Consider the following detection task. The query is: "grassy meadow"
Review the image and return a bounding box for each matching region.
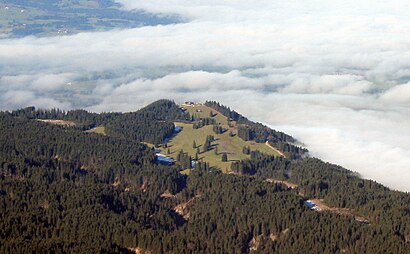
[157,104,280,172]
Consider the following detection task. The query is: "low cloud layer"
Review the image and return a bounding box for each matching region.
[0,1,409,191]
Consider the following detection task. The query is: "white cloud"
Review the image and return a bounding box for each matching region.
[0,0,410,191]
[1,73,77,91]
[281,75,374,95]
[380,82,410,105]
[0,90,71,110]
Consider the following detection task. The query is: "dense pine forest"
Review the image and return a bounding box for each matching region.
[0,100,409,253]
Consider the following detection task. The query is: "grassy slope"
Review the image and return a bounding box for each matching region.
[183,103,228,125]
[159,104,280,173]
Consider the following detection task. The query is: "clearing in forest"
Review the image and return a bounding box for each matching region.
[85,126,106,135]
[158,104,280,172]
[182,103,229,125]
[37,119,76,127]
[265,179,298,189]
[309,199,370,224]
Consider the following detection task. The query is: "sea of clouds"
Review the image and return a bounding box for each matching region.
[0,0,409,191]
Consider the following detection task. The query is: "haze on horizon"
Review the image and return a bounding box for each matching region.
[0,0,409,192]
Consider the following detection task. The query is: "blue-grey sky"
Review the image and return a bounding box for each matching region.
[1,0,410,191]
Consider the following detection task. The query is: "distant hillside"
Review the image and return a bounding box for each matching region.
[1,99,409,253]
[0,0,180,37]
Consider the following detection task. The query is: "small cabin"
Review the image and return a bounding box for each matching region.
[184,101,195,106]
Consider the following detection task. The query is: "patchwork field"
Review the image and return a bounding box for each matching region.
[0,0,179,37]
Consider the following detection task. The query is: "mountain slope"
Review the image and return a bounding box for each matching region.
[0,99,408,253]
[156,103,283,173]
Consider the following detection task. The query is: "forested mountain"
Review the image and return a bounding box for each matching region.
[1,100,409,253]
[11,99,190,145]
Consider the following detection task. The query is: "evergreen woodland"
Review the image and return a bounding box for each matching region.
[0,100,408,253]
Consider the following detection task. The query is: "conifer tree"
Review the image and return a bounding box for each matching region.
[203,136,211,152]
[222,153,228,162]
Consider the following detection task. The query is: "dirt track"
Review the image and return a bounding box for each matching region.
[265,141,286,157]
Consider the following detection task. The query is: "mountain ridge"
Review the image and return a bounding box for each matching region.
[0,99,408,253]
